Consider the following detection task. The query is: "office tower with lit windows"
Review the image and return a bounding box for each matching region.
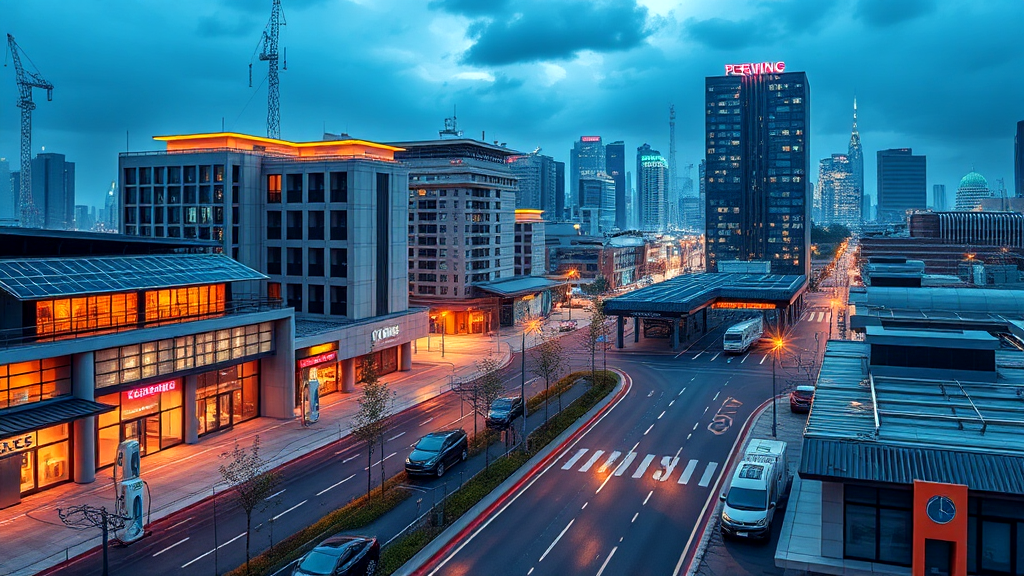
[819,154,859,226]
[636,144,667,232]
[508,151,558,217]
[933,184,947,211]
[704,66,810,276]
[570,136,605,218]
[848,98,864,223]
[877,148,926,222]
[606,141,626,230]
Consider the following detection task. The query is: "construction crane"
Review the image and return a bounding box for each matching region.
[249,0,285,139]
[5,34,52,228]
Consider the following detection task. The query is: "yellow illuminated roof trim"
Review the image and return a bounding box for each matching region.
[153,132,405,152]
[515,209,545,215]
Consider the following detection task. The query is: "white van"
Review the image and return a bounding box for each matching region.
[719,439,789,539]
[722,317,764,353]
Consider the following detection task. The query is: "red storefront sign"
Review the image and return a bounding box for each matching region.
[298,351,338,370]
[124,380,177,401]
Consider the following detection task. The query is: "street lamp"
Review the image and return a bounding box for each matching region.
[566,269,580,322]
[771,337,784,439]
[439,311,448,358]
[521,318,542,449]
[828,299,838,341]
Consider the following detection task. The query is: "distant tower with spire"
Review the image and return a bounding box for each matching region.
[848,97,865,222]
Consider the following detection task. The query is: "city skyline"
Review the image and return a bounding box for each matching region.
[1,1,1022,209]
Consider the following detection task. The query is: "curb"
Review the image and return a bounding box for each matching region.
[681,395,780,576]
[395,370,632,576]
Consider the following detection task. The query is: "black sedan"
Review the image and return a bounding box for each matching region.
[292,535,379,576]
[486,396,524,429]
[405,429,468,477]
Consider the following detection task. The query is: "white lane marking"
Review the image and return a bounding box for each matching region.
[698,462,719,487]
[741,353,749,363]
[342,454,359,464]
[596,546,618,576]
[419,417,434,426]
[631,455,655,479]
[631,512,639,523]
[582,502,588,510]
[678,387,686,396]
[818,311,826,322]
[686,433,692,440]
[364,452,397,471]
[387,431,406,442]
[613,452,636,477]
[760,354,768,365]
[562,448,588,470]
[169,517,193,530]
[579,450,605,472]
[713,391,720,401]
[644,424,654,435]
[647,390,654,397]
[316,474,356,496]
[710,353,720,362]
[658,411,666,420]
[445,414,470,427]
[655,456,679,482]
[153,537,189,557]
[669,400,675,407]
[643,490,653,505]
[272,499,307,521]
[703,407,709,415]
[597,451,621,474]
[692,352,703,360]
[538,518,574,563]
[679,459,698,484]
[181,532,246,568]
[265,489,285,501]
[692,422,699,431]
[528,568,534,575]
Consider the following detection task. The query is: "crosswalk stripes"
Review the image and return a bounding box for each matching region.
[801,310,829,323]
[561,448,720,487]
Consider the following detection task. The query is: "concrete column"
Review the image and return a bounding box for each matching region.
[341,358,356,393]
[260,317,296,419]
[399,342,412,371]
[820,481,845,558]
[616,316,624,349]
[184,374,199,444]
[670,320,678,351]
[633,317,640,342]
[71,352,96,484]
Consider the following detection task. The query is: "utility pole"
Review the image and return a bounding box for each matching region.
[6,35,53,228]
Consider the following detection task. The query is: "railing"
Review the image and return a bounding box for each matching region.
[0,297,285,351]
[119,148,400,164]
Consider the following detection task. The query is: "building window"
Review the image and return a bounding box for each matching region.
[308,173,325,203]
[267,247,282,275]
[286,248,303,276]
[308,211,324,240]
[330,210,347,241]
[330,248,348,278]
[286,211,303,240]
[268,282,281,301]
[96,382,182,468]
[36,294,139,337]
[286,174,303,203]
[330,172,348,202]
[143,285,226,323]
[286,283,302,311]
[308,248,324,276]
[0,357,72,409]
[267,174,282,203]
[843,485,912,566]
[195,361,259,437]
[330,286,347,316]
[308,285,324,314]
[16,423,71,494]
[267,211,282,239]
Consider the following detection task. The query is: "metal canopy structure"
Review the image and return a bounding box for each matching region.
[475,276,561,298]
[0,398,115,437]
[0,254,266,300]
[603,273,806,318]
[800,339,1024,495]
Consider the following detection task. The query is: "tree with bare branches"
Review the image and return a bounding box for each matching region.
[474,355,507,467]
[352,352,395,497]
[582,299,607,384]
[218,435,280,575]
[532,335,566,419]
[57,505,129,576]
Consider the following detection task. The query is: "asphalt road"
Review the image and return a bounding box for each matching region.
[420,305,831,576]
[53,327,597,576]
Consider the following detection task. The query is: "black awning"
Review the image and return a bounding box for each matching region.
[1,398,116,437]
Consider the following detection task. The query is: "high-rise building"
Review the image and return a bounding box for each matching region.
[570,136,605,218]
[579,174,616,235]
[508,151,558,217]
[668,105,679,228]
[103,181,119,231]
[955,170,991,211]
[22,153,75,230]
[819,154,859,226]
[74,204,94,231]
[848,98,864,223]
[932,184,947,211]
[698,160,706,232]
[606,141,626,229]
[0,158,14,225]
[554,161,565,221]
[862,194,873,222]
[876,148,926,222]
[1016,121,1024,198]
[704,64,810,276]
[636,144,667,232]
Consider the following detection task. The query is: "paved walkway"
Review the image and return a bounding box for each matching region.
[0,310,593,576]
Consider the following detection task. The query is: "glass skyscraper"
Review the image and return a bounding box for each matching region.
[704,67,810,276]
[876,148,926,223]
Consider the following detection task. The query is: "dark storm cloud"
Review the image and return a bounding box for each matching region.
[685,0,840,50]
[854,0,936,27]
[428,0,512,17]
[449,0,652,66]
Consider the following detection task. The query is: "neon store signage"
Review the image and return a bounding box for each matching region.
[580,136,601,142]
[372,325,401,343]
[125,380,177,400]
[299,351,337,369]
[0,433,34,457]
[724,62,786,76]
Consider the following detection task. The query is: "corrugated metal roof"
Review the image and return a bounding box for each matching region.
[850,286,1024,317]
[475,276,560,297]
[1,398,116,437]
[603,273,806,317]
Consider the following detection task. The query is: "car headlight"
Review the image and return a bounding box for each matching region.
[721,511,732,523]
[757,517,768,526]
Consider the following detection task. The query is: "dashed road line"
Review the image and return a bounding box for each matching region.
[596,546,618,576]
[153,537,189,557]
[272,499,307,522]
[316,474,355,496]
[538,518,574,563]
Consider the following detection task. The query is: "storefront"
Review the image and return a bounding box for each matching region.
[96,379,184,467]
[355,346,399,382]
[3,424,72,497]
[294,345,339,406]
[196,361,260,436]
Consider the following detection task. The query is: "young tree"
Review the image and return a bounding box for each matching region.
[218,436,280,575]
[474,355,506,466]
[531,336,566,419]
[582,299,607,385]
[352,353,394,497]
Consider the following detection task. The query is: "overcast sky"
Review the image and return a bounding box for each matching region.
[2,0,1022,210]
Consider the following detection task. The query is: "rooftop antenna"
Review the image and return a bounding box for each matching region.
[439,105,463,139]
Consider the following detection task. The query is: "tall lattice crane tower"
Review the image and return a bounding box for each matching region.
[6,34,52,228]
[251,0,285,139]
[669,104,679,226]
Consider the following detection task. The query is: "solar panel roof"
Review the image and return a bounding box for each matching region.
[603,273,806,317]
[0,254,267,300]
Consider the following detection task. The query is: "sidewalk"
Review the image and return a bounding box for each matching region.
[0,310,589,576]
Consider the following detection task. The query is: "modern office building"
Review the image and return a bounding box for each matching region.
[637,144,667,232]
[578,174,616,235]
[508,151,559,218]
[11,153,76,231]
[73,205,94,231]
[554,161,566,221]
[704,65,811,276]
[514,209,546,277]
[876,148,926,222]
[848,98,864,221]
[606,141,626,230]
[0,228,294,508]
[910,211,1024,248]
[932,184,947,211]
[547,226,646,290]
[120,132,428,408]
[570,136,605,218]
[954,170,991,212]
[0,159,14,226]
[1015,120,1024,198]
[818,154,859,226]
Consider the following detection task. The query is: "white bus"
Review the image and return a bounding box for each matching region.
[723,317,764,353]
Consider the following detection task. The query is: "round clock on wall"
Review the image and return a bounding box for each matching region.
[926,495,956,524]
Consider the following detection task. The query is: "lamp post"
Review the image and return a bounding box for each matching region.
[771,337,784,439]
[566,269,579,322]
[439,311,447,358]
[521,319,540,449]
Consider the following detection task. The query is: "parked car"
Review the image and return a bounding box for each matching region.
[405,429,468,477]
[720,440,790,539]
[292,535,379,576]
[486,396,524,429]
[558,319,577,332]
[789,385,815,413]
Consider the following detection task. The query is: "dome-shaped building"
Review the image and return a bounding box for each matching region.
[955,170,991,211]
